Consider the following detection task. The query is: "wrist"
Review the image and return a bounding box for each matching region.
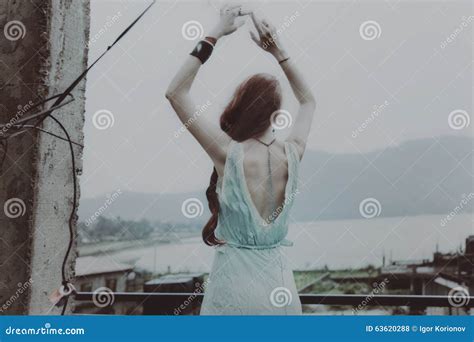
[208,26,223,41]
[272,50,289,62]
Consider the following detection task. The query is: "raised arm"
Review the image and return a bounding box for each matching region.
[165,5,245,168]
[166,56,227,163]
[249,16,316,159]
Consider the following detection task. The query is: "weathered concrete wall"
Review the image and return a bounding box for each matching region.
[0,0,50,316]
[0,0,89,315]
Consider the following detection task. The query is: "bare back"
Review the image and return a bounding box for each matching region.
[240,139,289,223]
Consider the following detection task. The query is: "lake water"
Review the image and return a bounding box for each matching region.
[106,214,473,274]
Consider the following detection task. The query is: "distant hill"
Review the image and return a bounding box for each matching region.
[78,135,473,223]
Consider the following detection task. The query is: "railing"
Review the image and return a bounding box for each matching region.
[73,292,474,308]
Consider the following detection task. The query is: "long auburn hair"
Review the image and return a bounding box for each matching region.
[202,73,282,246]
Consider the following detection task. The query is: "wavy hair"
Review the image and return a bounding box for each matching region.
[202,73,282,245]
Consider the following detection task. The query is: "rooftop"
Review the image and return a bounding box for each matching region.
[75,256,133,277]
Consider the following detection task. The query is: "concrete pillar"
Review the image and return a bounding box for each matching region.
[0,0,89,315]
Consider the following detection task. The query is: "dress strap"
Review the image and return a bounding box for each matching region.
[284,141,300,196]
[217,140,239,194]
[284,140,301,164]
[224,139,239,163]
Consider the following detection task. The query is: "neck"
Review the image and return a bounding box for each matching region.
[256,128,275,144]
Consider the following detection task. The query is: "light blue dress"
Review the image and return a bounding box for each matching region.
[200,140,302,315]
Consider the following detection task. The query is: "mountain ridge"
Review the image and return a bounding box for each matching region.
[78,135,473,223]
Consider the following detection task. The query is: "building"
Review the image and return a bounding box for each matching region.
[142,273,205,315]
[381,235,473,315]
[73,256,140,315]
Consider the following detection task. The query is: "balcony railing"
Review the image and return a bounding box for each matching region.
[73,292,474,311]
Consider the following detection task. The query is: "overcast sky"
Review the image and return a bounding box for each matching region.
[81,0,472,198]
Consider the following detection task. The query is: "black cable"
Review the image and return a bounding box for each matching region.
[60,296,69,315]
[33,0,157,129]
[47,114,77,290]
[0,94,75,140]
[0,108,76,315]
[14,125,83,147]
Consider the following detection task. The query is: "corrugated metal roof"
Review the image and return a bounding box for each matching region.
[75,256,133,277]
[145,273,204,285]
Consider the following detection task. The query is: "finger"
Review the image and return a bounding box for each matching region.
[249,30,261,45]
[238,9,252,16]
[264,20,277,34]
[261,19,274,32]
[258,22,268,36]
[236,4,252,16]
[261,19,275,32]
[229,6,242,17]
[220,3,229,15]
[234,17,246,26]
[227,4,242,11]
[232,19,246,30]
[259,22,271,37]
[224,4,241,17]
[250,13,264,36]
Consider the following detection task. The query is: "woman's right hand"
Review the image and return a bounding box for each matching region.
[208,4,246,40]
[249,15,288,62]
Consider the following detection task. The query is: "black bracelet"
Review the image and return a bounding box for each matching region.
[278,57,290,64]
[190,40,214,64]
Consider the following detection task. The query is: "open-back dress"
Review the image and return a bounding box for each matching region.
[200,140,302,315]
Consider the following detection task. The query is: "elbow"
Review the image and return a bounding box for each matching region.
[165,87,188,102]
[301,92,316,108]
[305,90,316,105]
[297,89,316,107]
[165,89,175,101]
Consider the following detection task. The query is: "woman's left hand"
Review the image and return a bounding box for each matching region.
[249,16,288,62]
[208,4,246,40]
